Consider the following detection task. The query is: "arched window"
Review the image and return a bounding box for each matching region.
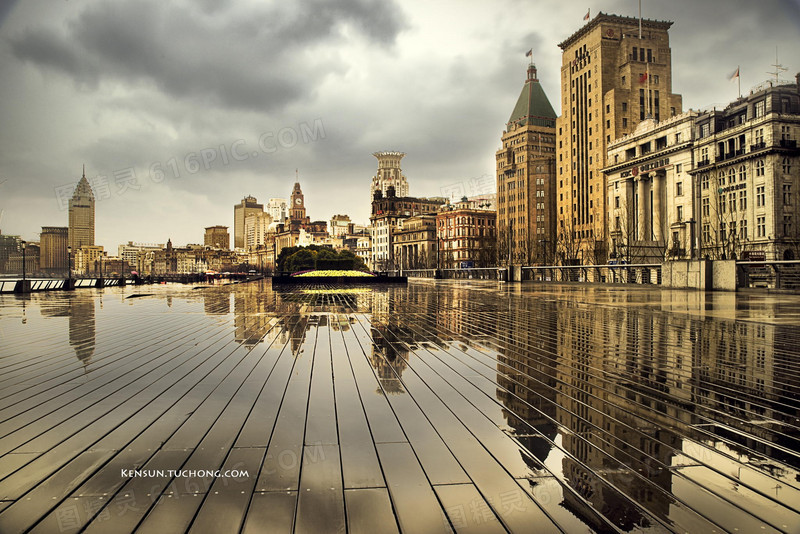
[729,168,736,184]
[718,171,726,186]
[739,165,747,181]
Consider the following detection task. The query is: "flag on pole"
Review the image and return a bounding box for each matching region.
[525,49,532,58]
[584,9,590,20]
[729,66,740,81]
[639,72,648,84]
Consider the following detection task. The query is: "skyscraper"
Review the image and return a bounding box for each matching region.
[233,196,263,249]
[68,168,95,251]
[371,152,409,200]
[556,13,682,264]
[496,62,558,265]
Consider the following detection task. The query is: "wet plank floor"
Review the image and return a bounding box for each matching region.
[0,279,799,533]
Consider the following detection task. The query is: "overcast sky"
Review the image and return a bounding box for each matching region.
[1,0,798,251]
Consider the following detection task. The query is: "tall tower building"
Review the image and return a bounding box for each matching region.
[68,168,95,251]
[233,195,263,249]
[556,13,682,264]
[371,152,409,200]
[289,182,310,225]
[496,62,558,265]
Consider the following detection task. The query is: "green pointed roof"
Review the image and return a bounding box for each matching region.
[507,65,557,128]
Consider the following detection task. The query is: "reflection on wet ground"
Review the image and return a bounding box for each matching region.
[0,280,799,533]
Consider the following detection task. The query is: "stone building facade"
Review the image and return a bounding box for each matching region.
[690,80,800,260]
[40,226,69,274]
[204,225,230,249]
[369,188,446,271]
[556,13,682,265]
[496,63,558,266]
[437,202,497,269]
[603,112,697,262]
[392,214,438,270]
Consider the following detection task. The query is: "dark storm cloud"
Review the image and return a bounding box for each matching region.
[9,0,408,111]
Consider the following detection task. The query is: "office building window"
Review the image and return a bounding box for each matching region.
[754,100,765,118]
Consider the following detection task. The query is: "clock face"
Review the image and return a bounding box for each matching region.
[295,197,302,205]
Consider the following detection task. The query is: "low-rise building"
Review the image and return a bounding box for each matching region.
[74,245,104,275]
[355,233,372,270]
[6,242,40,274]
[436,200,497,269]
[329,214,352,237]
[0,232,22,273]
[393,214,438,270]
[118,242,163,274]
[369,187,446,270]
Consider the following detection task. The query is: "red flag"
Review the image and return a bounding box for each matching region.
[639,72,648,84]
[729,67,739,81]
[583,9,590,20]
[525,49,532,58]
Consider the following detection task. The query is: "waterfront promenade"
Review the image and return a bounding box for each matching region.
[0,280,799,533]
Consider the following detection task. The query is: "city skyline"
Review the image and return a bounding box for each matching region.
[0,0,798,251]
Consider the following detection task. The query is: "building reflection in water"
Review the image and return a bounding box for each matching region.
[203,289,231,316]
[486,289,800,533]
[38,293,96,369]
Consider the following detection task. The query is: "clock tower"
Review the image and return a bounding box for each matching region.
[289,181,310,226]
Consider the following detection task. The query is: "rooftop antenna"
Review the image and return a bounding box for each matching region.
[767,46,786,84]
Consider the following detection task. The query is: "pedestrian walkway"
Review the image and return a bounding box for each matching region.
[0,280,798,533]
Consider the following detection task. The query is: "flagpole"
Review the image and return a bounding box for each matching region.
[646,62,651,118]
[638,0,642,39]
[738,65,741,98]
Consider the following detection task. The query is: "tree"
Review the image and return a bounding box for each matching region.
[285,249,315,272]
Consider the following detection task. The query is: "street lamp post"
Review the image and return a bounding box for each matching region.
[15,240,30,294]
[21,241,26,284]
[67,245,73,290]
